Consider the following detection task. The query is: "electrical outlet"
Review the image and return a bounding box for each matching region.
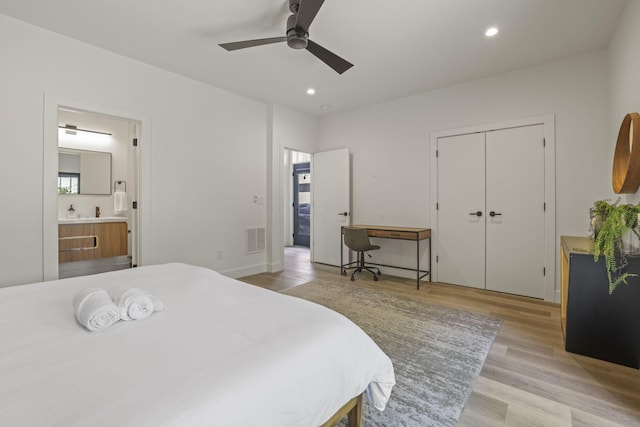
[217,250,223,260]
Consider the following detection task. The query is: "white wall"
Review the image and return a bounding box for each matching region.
[0,14,268,287]
[316,50,611,294]
[267,105,317,272]
[609,0,640,204]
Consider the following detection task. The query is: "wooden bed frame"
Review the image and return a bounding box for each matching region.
[320,393,363,427]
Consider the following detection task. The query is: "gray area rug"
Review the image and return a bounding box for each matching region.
[281,281,502,427]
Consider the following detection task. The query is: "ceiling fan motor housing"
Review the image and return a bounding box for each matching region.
[286,14,308,49]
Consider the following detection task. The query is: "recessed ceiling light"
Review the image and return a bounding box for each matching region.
[320,104,331,110]
[306,88,316,95]
[485,27,499,37]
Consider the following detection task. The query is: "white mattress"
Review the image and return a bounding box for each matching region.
[0,263,395,426]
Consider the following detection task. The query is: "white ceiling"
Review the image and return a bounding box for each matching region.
[0,0,627,116]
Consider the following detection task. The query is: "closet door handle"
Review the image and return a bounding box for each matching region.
[469,211,483,217]
[489,211,502,217]
[338,212,349,217]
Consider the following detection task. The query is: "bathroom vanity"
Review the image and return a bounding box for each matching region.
[58,217,129,277]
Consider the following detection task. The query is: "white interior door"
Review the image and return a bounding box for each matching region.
[312,148,350,265]
[485,125,545,298]
[436,133,486,289]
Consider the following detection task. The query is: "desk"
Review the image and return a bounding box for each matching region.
[341,225,431,290]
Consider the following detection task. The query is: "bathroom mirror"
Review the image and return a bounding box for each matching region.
[58,148,112,195]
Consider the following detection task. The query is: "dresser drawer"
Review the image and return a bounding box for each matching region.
[370,229,418,240]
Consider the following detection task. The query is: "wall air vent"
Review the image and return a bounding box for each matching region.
[246,227,266,254]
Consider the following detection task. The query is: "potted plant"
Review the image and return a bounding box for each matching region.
[592,199,640,294]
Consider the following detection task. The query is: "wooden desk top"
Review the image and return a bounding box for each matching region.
[346,224,431,241]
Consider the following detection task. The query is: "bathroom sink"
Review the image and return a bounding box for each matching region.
[58,216,127,224]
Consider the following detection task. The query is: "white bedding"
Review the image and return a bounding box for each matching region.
[0,263,395,426]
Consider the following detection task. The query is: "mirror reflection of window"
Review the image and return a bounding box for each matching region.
[58,173,80,194]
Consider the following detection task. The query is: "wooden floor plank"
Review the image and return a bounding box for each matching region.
[239,247,640,426]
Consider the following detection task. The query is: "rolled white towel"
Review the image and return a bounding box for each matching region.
[110,288,163,321]
[72,288,121,332]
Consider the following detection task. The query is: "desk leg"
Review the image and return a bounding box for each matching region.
[428,237,432,282]
[416,238,420,290]
[340,228,344,275]
[340,231,344,276]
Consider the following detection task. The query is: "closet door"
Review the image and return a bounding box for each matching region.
[485,125,545,298]
[436,133,486,289]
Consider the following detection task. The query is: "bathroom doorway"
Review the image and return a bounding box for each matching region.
[55,108,140,279]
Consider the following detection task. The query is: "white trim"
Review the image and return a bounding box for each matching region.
[222,263,267,278]
[43,93,152,281]
[429,114,557,302]
[266,105,284,274]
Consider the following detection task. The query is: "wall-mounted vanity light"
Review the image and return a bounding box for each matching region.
[58,124,112,136]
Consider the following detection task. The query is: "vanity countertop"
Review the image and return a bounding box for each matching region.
[58,217,127,224]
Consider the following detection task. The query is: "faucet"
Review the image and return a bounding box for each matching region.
[95,206,101,218]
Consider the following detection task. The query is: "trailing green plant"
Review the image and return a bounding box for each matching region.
[592,200,640,294]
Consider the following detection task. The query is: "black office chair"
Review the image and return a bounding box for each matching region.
[343,227,381,281]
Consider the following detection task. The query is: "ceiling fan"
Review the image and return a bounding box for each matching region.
[219,0,353,74]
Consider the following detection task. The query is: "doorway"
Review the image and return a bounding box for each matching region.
[284,149,311,268]
[57,109,140,278]
[43,93,150,282]
[293,162,311,247]
[281,148,352,272]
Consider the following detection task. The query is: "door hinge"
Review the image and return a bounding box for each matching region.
[543,138,545,147]
[133,138,138,147]
[544,202,546,211]
[543,267,546,276]
[436,255,439,263]
[292,202,295,207]
[436,150,439,158]
[132,201,138,209]
[436,202,439,210]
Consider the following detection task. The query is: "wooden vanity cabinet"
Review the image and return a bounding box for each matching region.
[59,222,127,263]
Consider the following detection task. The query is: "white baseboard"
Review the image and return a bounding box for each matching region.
[222,263,267,279]
[267,261,284,273]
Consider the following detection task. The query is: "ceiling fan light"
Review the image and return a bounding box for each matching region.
[286,15,308,49]
[287,33,308,49]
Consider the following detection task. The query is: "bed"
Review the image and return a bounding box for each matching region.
[0,263,395,426]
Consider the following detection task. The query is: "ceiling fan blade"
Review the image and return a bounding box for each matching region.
[295,0,325,31]
[219,37,287,51]
[306,39,353,74]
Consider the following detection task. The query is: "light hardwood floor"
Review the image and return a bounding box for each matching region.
[240,247,640,426]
